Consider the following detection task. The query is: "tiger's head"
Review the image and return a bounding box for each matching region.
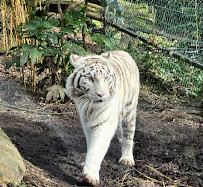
[67,52,115,102]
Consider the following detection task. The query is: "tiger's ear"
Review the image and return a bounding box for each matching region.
[70,54,82,68]
[101,52,113,60]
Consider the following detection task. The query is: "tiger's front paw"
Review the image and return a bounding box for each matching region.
[118,156,135,166]
[82,165,100,186]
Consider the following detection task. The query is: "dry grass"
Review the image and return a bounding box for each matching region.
[23,159,63,187]
[1,0,29,51]
[112,165,192,187]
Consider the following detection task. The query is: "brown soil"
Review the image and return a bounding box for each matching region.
[0,55,202,187]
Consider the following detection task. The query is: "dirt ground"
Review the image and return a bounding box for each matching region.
[0,55,202,187]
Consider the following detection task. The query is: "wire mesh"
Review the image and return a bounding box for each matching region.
[105,0,202,63]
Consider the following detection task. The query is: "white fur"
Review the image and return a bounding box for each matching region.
[66,51,140,185]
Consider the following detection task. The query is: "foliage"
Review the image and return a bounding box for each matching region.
[91,33,113,49]
[133,48,203,97]
[108,21,202,97]
[63,7,90,32]
[6,7,112,90]
[7,10,87,71]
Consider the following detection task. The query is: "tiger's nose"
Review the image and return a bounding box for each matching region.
[97,93,105,97]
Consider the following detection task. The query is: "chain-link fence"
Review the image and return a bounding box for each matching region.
[105,0,202,65]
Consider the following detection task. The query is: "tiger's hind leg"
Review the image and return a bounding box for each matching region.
[118,110,137,166]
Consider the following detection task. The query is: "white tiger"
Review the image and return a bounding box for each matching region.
[66,51,140,185]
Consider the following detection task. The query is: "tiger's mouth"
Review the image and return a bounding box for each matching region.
[89,94,108,103]
[94,99,104,103]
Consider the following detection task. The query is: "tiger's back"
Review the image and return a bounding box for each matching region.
[110,51,139,116]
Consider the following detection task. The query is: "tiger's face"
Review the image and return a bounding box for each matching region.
[70,53,115,102]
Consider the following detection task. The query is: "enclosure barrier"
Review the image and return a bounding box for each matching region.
[105,0,202,69]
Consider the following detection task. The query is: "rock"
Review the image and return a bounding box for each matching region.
[0,128,26,186]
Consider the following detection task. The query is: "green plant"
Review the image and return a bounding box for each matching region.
[6,7,112,92]
[133,48,203,97]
